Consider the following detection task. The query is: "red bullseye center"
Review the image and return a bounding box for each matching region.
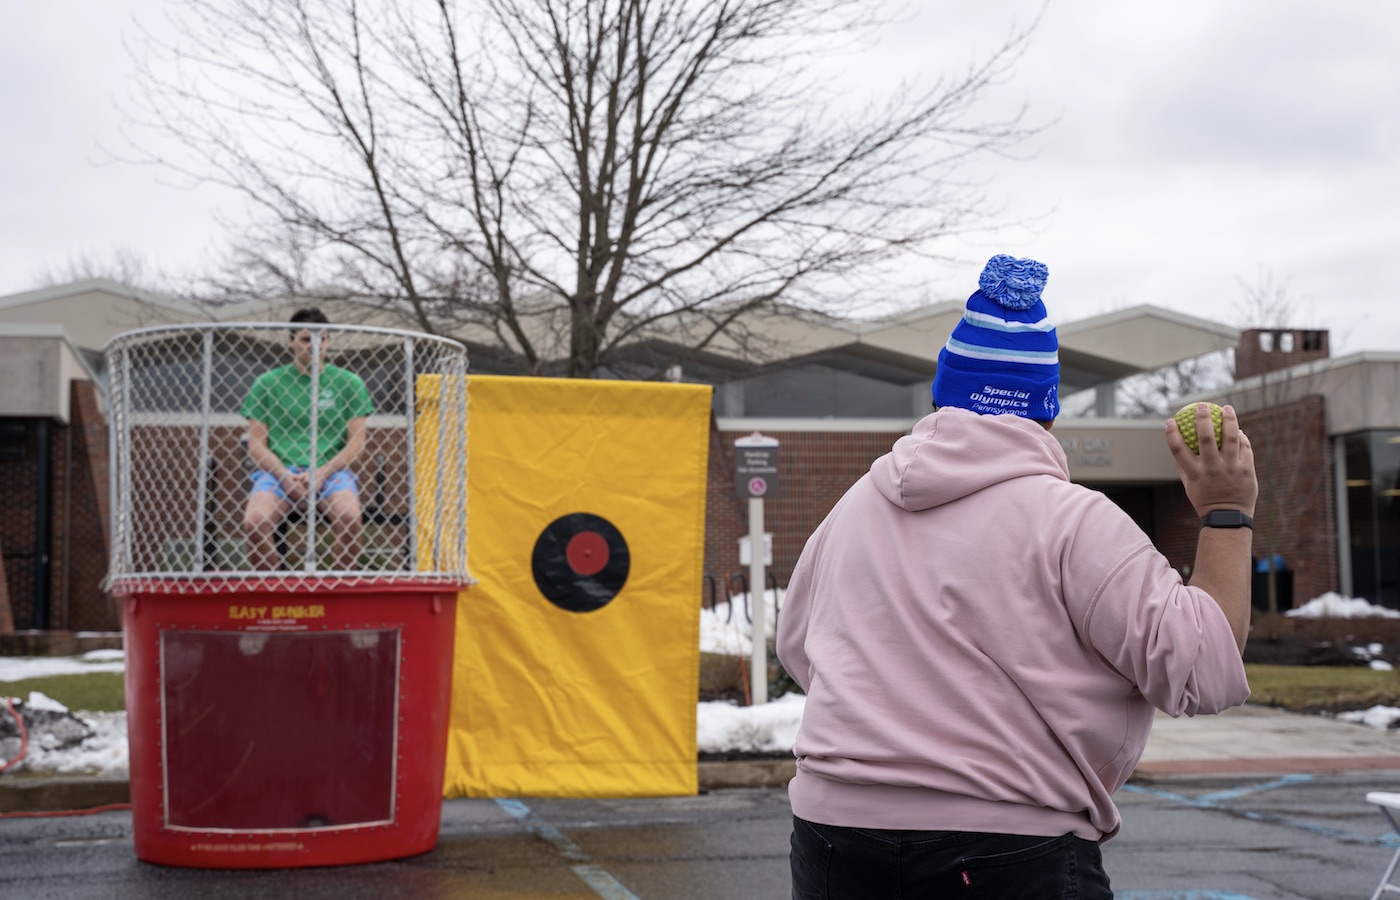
[565,531,610,576]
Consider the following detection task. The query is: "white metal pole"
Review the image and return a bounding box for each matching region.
[749,496,767,705]
[403,338,418,570]
[193,330,213,572]
[304,330,321,572]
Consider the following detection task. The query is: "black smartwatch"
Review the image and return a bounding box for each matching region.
[1201,509,1253,529]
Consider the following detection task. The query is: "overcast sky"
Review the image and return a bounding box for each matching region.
[2,1,1397,356]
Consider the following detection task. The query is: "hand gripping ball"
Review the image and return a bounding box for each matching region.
[1173,402,1225,454]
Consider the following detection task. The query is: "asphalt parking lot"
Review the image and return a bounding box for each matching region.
[3,773,1399,899]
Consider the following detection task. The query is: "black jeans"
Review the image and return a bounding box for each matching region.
[790,816,1114,899]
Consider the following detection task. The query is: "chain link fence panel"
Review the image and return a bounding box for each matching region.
[105,323,470,594]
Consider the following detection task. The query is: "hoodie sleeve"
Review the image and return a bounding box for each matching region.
[1067,501,1250,718]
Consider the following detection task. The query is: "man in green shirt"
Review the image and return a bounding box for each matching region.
[241,308,375,570]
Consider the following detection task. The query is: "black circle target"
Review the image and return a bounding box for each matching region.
[531,513,630,613]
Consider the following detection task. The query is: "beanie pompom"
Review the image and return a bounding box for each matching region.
[978,254,1048,310]
[934,253,1059,420]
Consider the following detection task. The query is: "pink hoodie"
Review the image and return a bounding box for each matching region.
[777,408,1249,841]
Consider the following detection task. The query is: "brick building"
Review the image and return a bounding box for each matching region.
[0,327,120,639]
[2,281,1399,640]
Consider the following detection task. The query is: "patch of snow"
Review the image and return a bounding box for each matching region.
[0,651,127,681]
[696,693,804,754]
[25,691,70,713]
[1353,643,1389,665]
[1341,705,1400,731]
[700,590,784,656]
[1,691,128,776]
[1287,592,1400,619]
[81,649,126,663]
[19,711,129,775]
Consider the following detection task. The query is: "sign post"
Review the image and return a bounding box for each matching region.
[734,432,779,705]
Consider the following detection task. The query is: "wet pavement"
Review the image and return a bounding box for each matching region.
[6,703,1400,897]
[3,775,1400,899]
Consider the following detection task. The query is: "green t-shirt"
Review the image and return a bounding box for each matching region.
[241,364,375,467]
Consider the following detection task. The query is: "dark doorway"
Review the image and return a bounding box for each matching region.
[1092,485,1156,541]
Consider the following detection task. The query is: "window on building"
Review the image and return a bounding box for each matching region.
[730,364,922,418]
[1344,431,1400,609]
[0,419,27,461]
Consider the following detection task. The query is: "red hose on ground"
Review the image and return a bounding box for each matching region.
[1,696,28,775]
[0,696,133,818]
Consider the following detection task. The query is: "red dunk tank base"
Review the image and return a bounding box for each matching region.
[121,584,458,869]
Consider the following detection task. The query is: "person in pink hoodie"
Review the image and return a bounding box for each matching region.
[777,254,1257,899]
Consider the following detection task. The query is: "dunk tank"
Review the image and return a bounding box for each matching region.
[104,322,470,868]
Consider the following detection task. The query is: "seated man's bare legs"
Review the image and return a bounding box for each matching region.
[244,491,291,570]
[320,489,363,570]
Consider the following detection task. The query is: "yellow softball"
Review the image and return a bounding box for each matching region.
[1173,402,1225,454]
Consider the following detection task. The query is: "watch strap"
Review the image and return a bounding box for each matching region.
[1201,509,1253,529]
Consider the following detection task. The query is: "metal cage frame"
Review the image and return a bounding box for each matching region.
[104,322,471,595]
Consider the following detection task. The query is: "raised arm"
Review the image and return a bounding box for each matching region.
[1166,403,1259,652]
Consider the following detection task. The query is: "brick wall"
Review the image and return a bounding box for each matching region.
[1236,328,1330,380]
[0,383,120,634]
[0,535,12,633]
[0,419,38,629]
[61,382,117,631]
[704,423,906,594]
[1244,396,1335,606]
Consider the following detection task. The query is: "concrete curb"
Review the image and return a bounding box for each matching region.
[1130,755,1400,780]
[0,776,130,814]
[1,764,792,815]
[10,753,1400,814]
[699,759,795,791]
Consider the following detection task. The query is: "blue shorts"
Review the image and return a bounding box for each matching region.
[249,467,359,500]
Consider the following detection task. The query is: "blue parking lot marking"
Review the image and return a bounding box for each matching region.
[1121,781,1399,847]
[496,798,641,900]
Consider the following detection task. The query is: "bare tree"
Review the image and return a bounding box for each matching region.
[123,0,1038,376]
[1115,352,1233,419]
[34,247,161,292]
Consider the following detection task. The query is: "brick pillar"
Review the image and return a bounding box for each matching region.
[65,382,117,632]
[1236,329,1330,380]
[0,536,13,633]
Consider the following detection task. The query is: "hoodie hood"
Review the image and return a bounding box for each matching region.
[871,407,1070,511]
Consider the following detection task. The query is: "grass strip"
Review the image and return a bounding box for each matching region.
[1245,663,1400,713]
[0,673,126,713]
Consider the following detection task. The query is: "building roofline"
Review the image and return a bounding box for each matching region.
[1057,303,1241,341]
[849,299,966,335]
[1218,348,1400,397]
[0,322,106,393]
[0,279,213,321]
[0,322,73,338]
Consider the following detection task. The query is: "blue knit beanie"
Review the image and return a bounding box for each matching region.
[931,254,1060,420]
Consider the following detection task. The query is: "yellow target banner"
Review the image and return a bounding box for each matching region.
[443,375,711,797]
